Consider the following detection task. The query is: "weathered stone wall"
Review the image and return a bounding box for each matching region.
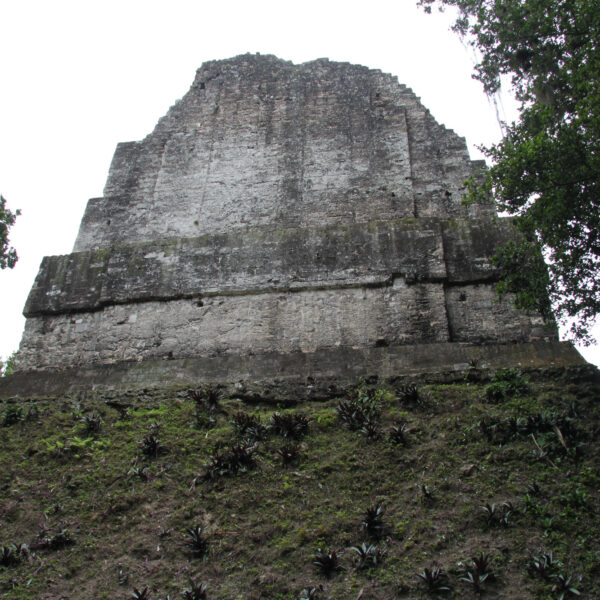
[73,55,489,252]
[13,54,561,380]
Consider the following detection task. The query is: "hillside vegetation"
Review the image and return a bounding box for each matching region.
[0,365,599,599]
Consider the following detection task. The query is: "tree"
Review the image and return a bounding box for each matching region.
[0,351,17,377]
[0,194,20,270]
[418,0,600,342]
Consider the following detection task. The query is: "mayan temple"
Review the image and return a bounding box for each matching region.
[1,54,583,398]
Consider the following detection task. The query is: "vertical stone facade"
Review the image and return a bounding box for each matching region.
[15,54,556,374]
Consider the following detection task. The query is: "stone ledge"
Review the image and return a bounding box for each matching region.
[0,340,584,400]
[25,217,516,317]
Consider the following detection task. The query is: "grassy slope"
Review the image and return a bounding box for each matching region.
[0,366,599,600]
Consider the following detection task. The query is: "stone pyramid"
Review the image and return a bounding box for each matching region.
[2,55,582,398]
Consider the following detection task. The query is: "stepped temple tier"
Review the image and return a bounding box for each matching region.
[2,54,583,398]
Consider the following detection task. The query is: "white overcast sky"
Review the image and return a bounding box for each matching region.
[1,0,597,367]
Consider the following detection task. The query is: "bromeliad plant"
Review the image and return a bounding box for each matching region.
[203,443,257,480]
[0,543,28,566]
[81,412,103,434]
[530,552,560,581]
[190,386,221,411]
[313,549,342,578]
[480,501,513,528]
[350,542,386,570]
[181,580,208,599]
[138,430,165,459]
[299,587,320,600]
[362,504,385,540]
[131,588,151,600]
[232,411,267,442]
[388,421,409,446]
[360,418,380,441]
[190,386,221,428]
[417,567,452,595]
[337,387,381,430]
[276,443,300,465]
[398,383,420,405]
[35,527,74,551]
[185,525,208,558]
[1,405,22,426]
[551,573,582,599]
[457,552,495,593]
[269,411,310,439]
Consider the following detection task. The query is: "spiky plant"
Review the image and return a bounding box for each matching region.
[131,588,151,600]
[190,386,221,410]
[270,412,310,439]
[398,383,420,405]
[128,466,151,481]
[459,569,489,594]
[138,431,164,458]
[2,406,22,426]
[470,552,494,579]
[530,552,560,580]
[350,542,386,570]
[417,567,451,594]
[232,411,267,441]
[360,418,380,441]
[362,504,385,539]
[277,443,300,465]
[480,502,513,528]
[181,580,208,600]
[313,549,341,577]
[185,525,208,558]
[0,543,23,566]
[421,484,434,502]
[388,421,408,446]
[299,587,320,600]
[81,412,102,433]
[37,528,73,550]
[551,573,582,599]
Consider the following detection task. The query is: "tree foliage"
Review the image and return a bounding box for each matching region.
[0,195,20,270]
[419,0,600,341]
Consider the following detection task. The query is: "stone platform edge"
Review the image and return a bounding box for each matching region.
[0,340,585,400]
